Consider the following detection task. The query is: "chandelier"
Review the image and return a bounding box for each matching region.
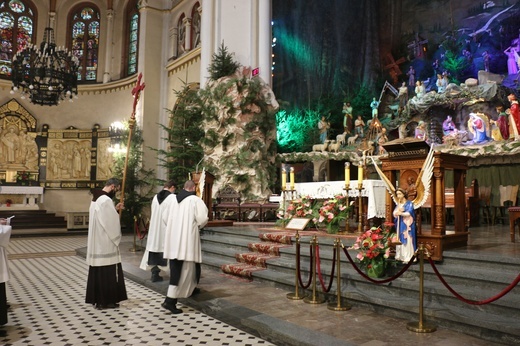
[11,27,79,106]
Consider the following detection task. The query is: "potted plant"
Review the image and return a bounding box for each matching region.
[5,199,12,207]
[350,224,394,278]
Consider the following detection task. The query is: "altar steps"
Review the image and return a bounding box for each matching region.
[200,225,520,345]
[0,210,67,230]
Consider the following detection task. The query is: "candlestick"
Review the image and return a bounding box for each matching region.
[344,162,350,188]
[290,166,295,190]
[281,166,287,191]
[357,164,363,189]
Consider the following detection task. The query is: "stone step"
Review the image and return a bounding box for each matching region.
[0,210,67,229]
[200,226,520,343]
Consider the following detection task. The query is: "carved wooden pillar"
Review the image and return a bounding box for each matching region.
[432,167,445,236]
[384,169,396,222]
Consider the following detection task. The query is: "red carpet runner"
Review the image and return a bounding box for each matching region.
[220,232,293,280]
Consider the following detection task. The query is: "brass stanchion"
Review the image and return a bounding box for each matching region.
[287,230,306,300]
[407,244,437,333]
[304,235,325,304]
[327,238,351,311]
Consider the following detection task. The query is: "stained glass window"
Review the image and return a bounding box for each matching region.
[125,0,139,76]
[0,0,35,77]
[70,5,100,82]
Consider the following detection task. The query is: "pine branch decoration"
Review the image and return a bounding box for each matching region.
[208,42,240,80]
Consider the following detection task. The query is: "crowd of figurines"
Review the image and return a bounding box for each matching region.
[313,92,519,155]
[313,25,520,155]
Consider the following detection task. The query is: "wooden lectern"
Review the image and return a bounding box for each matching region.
[191,171,215,221]
[380,139,469,261]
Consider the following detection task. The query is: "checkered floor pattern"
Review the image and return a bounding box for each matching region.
[1,236,272,345]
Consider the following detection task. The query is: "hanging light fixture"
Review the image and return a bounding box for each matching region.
[10,27,79,106]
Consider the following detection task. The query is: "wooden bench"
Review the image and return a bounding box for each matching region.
[214,186,241,221]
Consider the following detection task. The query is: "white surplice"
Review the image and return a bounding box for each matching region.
[86,195,122,267]
[140,193,177,270]
[0,225,12,284]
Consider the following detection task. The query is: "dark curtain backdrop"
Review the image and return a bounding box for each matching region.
[272,0,382,109]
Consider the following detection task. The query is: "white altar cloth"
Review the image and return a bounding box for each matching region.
[293,180,386,219]
[0,186,44,208]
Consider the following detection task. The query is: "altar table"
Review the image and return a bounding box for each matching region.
[0,186,44,209]
[293,180,386,219]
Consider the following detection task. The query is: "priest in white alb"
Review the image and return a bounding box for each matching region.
[162,180,208,314]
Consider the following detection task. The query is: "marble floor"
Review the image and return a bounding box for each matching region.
[1,222,518,345]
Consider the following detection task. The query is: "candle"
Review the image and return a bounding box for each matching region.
[281,166,287,191]
[345,162,350,188]
[290,167,295,190]
[358,164,363,189]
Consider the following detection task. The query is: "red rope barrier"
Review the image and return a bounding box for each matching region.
[315,245,335,293]
[134,217,148,240]
[342,246,416,284]
[428,257,520,305]
[297,243,313,289]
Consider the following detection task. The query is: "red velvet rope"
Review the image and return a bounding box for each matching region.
[134,217,148,240]
[342,246,416,284]
[297,242,313,289]
[315,245,336,293]
[428,257,520,305]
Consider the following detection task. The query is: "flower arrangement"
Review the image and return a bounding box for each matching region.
[316,194,351,234]
[16,170,31,184]
[277,194,352,234]
[277,196,317,228]
[350,225,394,277]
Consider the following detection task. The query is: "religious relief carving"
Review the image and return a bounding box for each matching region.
[0,107,39,171]
[96,138,113,181]
[46,138,92,180]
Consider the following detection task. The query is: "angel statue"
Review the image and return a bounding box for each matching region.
[371,146,435,263]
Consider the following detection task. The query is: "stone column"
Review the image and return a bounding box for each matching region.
[170,27,178,58]
[258,0,272,86]
[200,0,215,85]
[103,9,115,83]
[184,17,192,52]
[136,2,166,172]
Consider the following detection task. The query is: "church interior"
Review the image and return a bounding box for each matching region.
[0,0,520,345]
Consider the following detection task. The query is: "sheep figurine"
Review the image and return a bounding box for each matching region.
[329,141,341,152]
[336,132,347,146]
[347,134,359,145]
[312,141,330,152]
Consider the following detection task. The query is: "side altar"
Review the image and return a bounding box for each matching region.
[0,185,44,210]
[379,139,470,261]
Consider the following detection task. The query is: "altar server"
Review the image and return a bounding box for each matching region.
[85,178,127,310]
[140,180,177,282]
[162,180,208,314]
